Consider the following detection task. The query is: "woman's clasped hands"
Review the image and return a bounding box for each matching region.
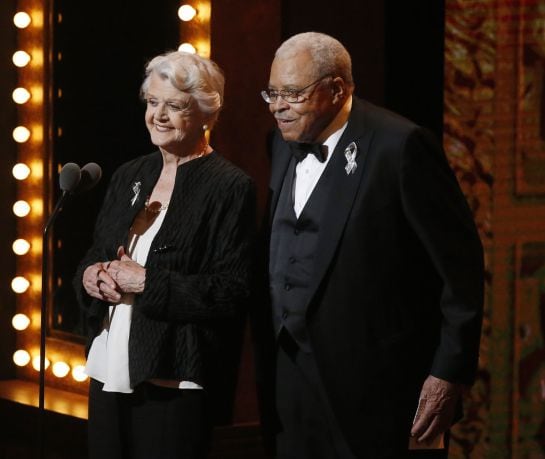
[82,246,146,303]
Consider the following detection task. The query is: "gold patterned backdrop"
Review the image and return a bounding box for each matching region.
[445,0,545,457]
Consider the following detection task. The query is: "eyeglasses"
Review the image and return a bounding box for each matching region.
[261,75,331,104]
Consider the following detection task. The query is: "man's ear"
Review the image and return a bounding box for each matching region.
[331,77,347,104]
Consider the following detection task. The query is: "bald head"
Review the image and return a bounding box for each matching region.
[275,32,354,90]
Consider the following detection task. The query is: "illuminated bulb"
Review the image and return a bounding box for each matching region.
[12,50,31,67]
[13,238,31,255]
[32,355,50,371]
[11,276,30,293]
[12,87,31,104]
[178,4,197,21]
[12,163,31,180]
[13,350,31,367]
[13,12,32,28]
[178,43,196,54]
[12,313,31,330]
[52,361,70,378]
[13,126,31,143]
[72,365,88,382]
[13,200,31,217]
[14,12,32,29]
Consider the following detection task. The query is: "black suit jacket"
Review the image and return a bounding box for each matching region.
[262,97,484,457]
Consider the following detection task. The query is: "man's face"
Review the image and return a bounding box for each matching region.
[267,52,340,143]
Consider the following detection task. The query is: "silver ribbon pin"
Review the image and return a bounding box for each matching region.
[344,141,358,175]
[131,181,141,206]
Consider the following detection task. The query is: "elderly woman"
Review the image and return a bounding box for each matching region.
[73,51,255,459]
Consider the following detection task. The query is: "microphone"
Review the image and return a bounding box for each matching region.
[58,162,81,193]
[75,162,102,193]
[40,161,81,455]
[38,160,100,459]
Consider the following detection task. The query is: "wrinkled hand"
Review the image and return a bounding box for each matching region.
[411,375,464,444]
[105,246,146,294]
[82,261,121,303]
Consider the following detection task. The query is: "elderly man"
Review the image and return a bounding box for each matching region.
[260,32,484,458]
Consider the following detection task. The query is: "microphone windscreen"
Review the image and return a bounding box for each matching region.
[77,162,102,193]
[59,162,81,192]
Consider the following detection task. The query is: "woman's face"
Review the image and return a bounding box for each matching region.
[144,72,205,153]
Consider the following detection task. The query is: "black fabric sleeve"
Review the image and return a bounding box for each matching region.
[400,127,484,385]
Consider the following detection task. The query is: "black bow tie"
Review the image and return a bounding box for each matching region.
[289,142,328,163]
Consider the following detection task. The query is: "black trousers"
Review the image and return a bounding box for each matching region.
[88,379,212,459]
[275,331,449,459]
[275,330,357,459]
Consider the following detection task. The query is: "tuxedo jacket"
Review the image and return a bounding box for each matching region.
[263,97,484,457]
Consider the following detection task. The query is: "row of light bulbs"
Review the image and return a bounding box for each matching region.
[13,349,88,382]
[11,10,35,297]
[11,310,87,381]
[11,310,86,381]
[11,9,88,383]
[12,12,37,267]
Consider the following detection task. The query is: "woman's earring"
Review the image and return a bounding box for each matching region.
[202,124,208,131]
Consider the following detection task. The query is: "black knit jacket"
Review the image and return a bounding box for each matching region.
[73,150,256,419]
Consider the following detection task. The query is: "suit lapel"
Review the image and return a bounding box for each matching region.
[269,137,293,221]
[305,98,375,306]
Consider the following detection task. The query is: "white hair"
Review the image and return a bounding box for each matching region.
[275,32,354,88]
[141,51,225,128]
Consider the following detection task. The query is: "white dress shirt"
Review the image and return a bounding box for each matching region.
[293,122,349,218]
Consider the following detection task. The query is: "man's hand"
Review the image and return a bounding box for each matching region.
[410,375,464,444]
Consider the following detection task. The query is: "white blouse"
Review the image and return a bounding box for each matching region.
[85,206,202,393]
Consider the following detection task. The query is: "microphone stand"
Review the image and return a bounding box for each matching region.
[39,190,72,459]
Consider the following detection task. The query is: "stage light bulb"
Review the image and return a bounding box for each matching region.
[12,313,30,330]
[12,50,31,67]
[13,239,31,255]
[13,12,31,28]
[178,5,197,21]
[12,163,31,180]
[13,350,31,366]
[72,365,88,382]
[32,355,50,371]
[13,200,31,217]
[11,276,30,293]
[12,87,31,104]
[13,126,31,143]
[178,43,196,54]
[52,361,70,378]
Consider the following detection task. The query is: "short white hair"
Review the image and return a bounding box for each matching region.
[141,51,225,128]
[276,32,354,88]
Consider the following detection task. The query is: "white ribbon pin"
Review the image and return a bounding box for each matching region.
[131,181,141,206]
[344,141,358,175]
